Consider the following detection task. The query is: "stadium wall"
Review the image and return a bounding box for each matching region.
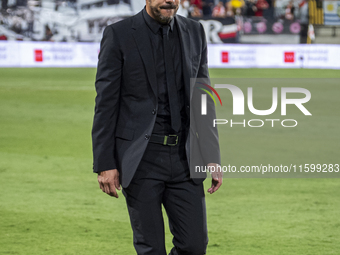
[0,41,339,69]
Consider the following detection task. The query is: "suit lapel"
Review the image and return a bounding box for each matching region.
[131,11,158,101]
[175,15,191,103]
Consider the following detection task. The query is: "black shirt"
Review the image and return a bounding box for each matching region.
[142,8,186,135]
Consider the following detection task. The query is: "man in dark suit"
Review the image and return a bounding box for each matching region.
[92,0,222,254]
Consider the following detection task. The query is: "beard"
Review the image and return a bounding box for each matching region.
[148,0,179,24]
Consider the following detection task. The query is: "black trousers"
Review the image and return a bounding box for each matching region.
[122,136,208,255]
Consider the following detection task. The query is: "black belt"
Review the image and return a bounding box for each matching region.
[149,134,179,146]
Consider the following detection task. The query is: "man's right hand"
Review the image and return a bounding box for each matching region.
[97,169,121,198]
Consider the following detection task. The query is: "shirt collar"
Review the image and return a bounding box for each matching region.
[142,6,175,34]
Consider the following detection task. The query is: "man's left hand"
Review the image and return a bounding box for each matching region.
[207,163,223,194]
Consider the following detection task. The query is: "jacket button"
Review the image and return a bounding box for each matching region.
[145,134,150,140]
[152,109,156,115]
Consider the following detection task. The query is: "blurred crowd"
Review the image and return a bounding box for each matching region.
[177,0,305,20]
[0,0,309,41]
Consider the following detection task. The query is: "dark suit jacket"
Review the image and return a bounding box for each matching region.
[92,10,220,188]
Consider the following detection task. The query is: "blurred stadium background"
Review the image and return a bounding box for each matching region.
[1,0,340,254]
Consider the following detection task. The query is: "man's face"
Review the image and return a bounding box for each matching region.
[146,0,180,24]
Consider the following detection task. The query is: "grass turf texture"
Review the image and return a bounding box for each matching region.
[0,68,339,254]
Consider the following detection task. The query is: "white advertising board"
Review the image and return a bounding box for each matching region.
[0,42,339,69]
[208,44,340,69]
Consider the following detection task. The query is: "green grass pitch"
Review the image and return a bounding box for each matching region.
[0,68,339,254]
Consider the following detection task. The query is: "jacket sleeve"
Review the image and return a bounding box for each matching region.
[193,23,221,166]
[92,25,122,173]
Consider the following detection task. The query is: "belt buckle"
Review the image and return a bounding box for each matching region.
[164,135,178,146]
